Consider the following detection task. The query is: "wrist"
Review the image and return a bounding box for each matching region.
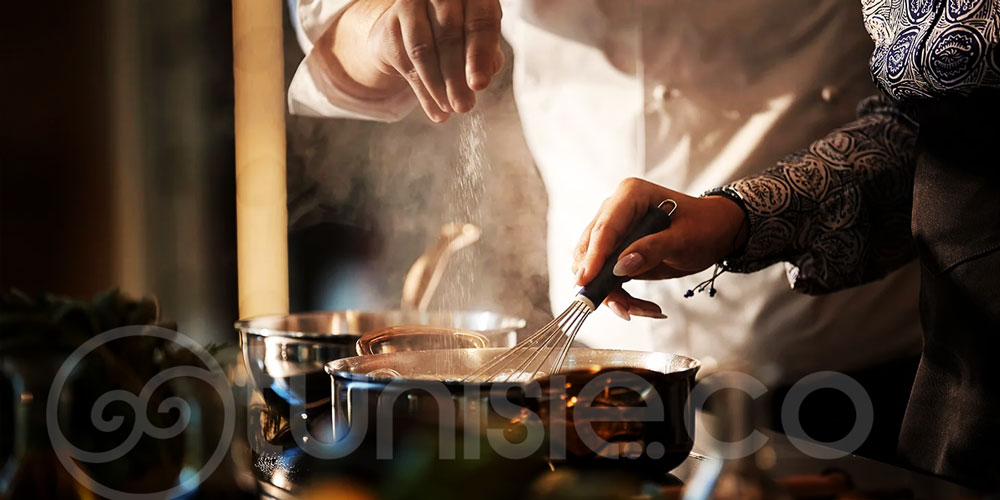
[703,193,749,256]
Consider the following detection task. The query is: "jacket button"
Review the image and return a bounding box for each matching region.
[821,85,839,103]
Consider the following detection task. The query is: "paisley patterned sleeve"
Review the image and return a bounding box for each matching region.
[864,0,1000,100]
[706,95,920,295]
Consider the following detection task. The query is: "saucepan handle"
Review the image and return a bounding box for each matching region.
[355,325,491,356]
[577,200,676,308]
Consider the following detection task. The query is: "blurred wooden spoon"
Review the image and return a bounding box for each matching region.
[401,222,481,311]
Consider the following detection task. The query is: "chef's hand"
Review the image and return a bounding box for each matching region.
[572,178,748,320]
[333,0,504,123]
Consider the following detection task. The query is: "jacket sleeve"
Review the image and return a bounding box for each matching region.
[706,95,920,295]
[287,0,417,121]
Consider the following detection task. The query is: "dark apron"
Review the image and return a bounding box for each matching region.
[899,92,1000,491]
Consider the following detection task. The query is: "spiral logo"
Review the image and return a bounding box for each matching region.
[46,326,235,500]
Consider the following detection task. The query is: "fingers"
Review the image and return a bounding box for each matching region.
[604,289,667,321]
[464,0,502,90]
[612,231,684,278]
[398,0,451,118]
[380,0,502,121]
[579,179,658,285]
[577,227,688,284]
[396,0,451,120]
[605,291,632,321]
[428,0,474,111]
[580,204,635,284]
[632,262,689,280]
[572,214,599,284]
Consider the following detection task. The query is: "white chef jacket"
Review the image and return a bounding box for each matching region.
[287,0,922,381]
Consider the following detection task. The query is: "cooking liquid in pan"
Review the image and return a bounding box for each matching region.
[329,349,699,474]
[536,366,683,464]
[365,370,551,382]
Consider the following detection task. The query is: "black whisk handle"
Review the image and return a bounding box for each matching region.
[577,200,675,308]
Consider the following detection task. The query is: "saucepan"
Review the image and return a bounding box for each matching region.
[325,344,700,474]
[236,310,524,419]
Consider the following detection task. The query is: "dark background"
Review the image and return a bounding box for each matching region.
[0,4,255,496]
[1,1,238,344]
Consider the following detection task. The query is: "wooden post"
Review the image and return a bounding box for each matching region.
[232,0,289,318]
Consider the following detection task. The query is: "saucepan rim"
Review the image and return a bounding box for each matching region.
[324,347,701,384]
[235,310,527,339]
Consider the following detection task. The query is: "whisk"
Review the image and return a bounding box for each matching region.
[463,200,677,383]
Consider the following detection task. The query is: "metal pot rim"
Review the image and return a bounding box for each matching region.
[324,347,701,383]
[235,310,527,339]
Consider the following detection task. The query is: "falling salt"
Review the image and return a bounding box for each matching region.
[437,111,489,315]
[436,111,489,367]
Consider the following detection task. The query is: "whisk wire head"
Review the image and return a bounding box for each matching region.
[462,298,593,383]
[462,201,675,384]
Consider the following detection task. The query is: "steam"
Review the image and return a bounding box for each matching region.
[285,41,552,333]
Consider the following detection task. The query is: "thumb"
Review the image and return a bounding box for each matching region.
[611,231,681,277]
[633,262,690,280]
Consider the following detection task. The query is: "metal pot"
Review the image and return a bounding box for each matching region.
[236,311,524,416]
[325,348,699,474]
[236,311,524,495]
